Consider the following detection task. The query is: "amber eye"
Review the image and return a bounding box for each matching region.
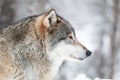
[69,36,73,39]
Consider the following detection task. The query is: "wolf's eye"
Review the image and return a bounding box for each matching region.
[69,36,73,39]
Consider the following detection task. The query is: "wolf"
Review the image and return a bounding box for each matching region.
[0,9,92,80]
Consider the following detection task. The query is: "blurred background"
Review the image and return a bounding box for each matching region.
[0,0,120,80]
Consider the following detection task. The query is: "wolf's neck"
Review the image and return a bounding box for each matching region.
[47,57,63,80]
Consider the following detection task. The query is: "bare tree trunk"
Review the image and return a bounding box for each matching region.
[0,0,48,26]
[109,0,119,79]
[0,0,15,27]
[96,0,109,78]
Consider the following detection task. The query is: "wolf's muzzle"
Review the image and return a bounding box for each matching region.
[86,50,92,57]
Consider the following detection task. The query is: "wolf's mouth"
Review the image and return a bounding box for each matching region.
[70,55,84,60]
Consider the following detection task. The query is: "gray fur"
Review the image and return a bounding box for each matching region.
[48,19,74,47]
[0,15,51,80]
[0,10,91,80]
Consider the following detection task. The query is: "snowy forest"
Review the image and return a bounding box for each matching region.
[0,0,120,80]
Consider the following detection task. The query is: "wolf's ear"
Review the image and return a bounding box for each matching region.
[43,9,57,27]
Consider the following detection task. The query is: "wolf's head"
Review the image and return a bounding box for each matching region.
[35,9,92,62]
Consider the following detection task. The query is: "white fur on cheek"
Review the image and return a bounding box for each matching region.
[47,41,87,79]
[48,41,87,61]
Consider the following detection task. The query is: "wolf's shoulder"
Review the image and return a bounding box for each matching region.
[0,15,39,31]
[0,15,41,44]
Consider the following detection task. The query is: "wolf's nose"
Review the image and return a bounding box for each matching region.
[86,50,92,57]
